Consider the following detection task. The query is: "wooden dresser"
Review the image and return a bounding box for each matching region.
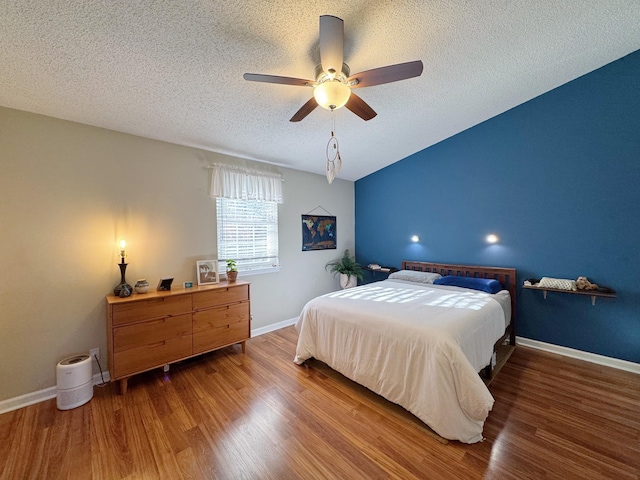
[106,281,250,394]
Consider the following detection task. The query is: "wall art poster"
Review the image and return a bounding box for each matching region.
[302,215,336,251]
[196,260,219,285]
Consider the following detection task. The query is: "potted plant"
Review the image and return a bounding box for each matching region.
[325,249,364,289]
[226,259,238,282]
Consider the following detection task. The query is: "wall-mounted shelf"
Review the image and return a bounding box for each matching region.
[523,284,616,305]
[363,266,398,284]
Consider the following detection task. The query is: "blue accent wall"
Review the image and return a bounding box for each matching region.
[355,50,640,363]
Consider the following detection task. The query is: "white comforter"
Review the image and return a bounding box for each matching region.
[294,279,509,443]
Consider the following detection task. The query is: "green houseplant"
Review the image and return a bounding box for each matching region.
[226,259,238,282]
[325,249,364,289]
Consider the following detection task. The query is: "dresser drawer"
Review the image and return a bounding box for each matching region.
[192,284,249,310]
[113,314,192,353]
[113,335,192,378]
[193,301,249,331]
[112,295,191,326]
[193,320,249,354]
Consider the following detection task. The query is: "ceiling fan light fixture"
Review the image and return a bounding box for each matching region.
[314,80,351,110]
[243,16,422,123]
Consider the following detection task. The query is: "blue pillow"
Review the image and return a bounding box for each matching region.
[433,275,502,294]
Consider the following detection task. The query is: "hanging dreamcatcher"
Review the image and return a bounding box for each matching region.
[325,113,342,184]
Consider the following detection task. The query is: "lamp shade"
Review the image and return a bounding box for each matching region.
[314,80,351,110]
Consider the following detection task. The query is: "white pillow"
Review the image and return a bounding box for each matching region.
[388,270,442,284]
[538,277,577,291]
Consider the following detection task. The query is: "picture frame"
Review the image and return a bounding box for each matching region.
[302,214,337,251]
[196,260,219,285]
[156,278,174,291]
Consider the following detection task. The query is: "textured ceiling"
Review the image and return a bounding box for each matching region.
[2,1,639,181]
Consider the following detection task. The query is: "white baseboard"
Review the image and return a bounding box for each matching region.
[517,337,640,374]
[251,317,298,337]
[0,372,110,415]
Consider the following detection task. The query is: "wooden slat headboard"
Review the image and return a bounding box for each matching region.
[401,261,517,342]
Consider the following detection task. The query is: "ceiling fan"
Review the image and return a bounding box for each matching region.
[243,15,424,122]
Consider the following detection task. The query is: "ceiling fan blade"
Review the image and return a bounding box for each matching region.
[243,73,313,87]
[345,93,377,121]
[348,60,424,88]
[319,15,344,75]
[290,97,319,122]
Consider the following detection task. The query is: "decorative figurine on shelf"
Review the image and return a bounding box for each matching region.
[226,259,238,282]
[575,276,599,291]
[113,239,132,297]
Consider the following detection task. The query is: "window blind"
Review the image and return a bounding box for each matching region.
[216,197,279,273]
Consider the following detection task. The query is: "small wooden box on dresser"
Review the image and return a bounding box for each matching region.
[106,281,250,394]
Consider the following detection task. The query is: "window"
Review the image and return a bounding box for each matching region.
[210,163,282,276]
[216,197,279,275]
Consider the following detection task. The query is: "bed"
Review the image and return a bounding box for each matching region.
[294,261,517,443]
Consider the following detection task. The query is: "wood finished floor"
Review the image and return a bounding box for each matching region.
[1,326,639,479]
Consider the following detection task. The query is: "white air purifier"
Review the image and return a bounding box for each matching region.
[56,354,93,410]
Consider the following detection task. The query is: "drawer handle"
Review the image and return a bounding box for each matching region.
[148,341,166,349]
[146,318,166,326]
[144,297,166,304]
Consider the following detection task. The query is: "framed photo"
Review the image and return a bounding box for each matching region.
[196,260,219,285]
[302,214,337,251]
[156,278,174,291]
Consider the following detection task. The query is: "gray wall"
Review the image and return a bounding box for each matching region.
[0,106,354,402]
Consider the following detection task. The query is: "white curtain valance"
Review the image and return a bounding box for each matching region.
[209,163,283,203]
